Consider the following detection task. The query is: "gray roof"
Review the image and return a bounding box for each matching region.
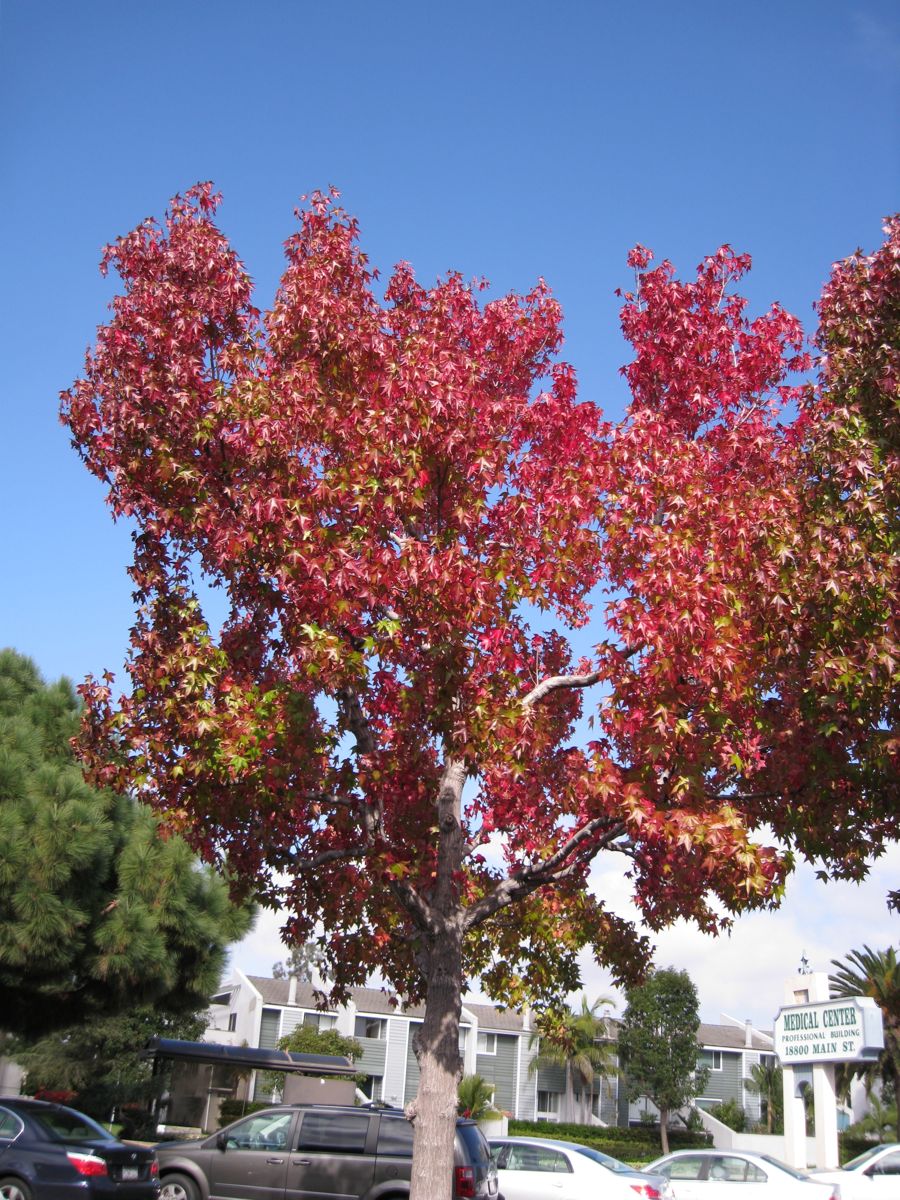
[245,976,427,1018]
[238,976,772,1050]
[698,1022,774,1051]
[463,1003,526,1032]
[242,978,524,1028]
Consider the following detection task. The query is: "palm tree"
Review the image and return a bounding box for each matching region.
[529,997,617,1124]
[830,946,900,1133]
[743,1060,783,1133]
[458,1074,497,1121]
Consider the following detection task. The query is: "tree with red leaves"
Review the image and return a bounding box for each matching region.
[62,188,897,1200]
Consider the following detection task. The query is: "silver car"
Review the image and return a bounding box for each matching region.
[489,1136,674,1200]
[648,1150,839,1200]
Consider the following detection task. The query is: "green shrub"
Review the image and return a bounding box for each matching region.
[506,1119,710,1163]
[708,1099,747,1132]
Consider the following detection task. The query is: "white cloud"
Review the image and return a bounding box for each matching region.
[579,845,900,1028]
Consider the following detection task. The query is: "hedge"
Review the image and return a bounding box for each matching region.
[507,1120,711,1164]
[839,1136,883,1165]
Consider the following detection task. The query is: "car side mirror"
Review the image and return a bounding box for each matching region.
[216,1132,228,1152]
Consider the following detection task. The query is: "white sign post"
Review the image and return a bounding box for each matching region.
[774,973,884,1170]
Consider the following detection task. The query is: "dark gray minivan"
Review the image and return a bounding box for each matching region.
[157,1104,498,1200]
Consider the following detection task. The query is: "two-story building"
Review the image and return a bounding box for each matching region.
[206,970,622,1123]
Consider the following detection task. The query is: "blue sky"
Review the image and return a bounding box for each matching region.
[2,0,898,1022]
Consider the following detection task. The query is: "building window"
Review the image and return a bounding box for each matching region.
[711,1051,722,1070]
[358,1075,384,1101]
[477,1033,497,1055]
[355,1016,387,1040]
[227,1013,237,1032]
[536,1091,559,1120]
[302,1012,337,1031]
[259,1007,282,1050]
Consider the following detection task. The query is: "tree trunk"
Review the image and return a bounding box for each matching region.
[659,1106,670,1155]
[407,755,468,1200]
[408,924,464,1200]
[564,1064,575,1123]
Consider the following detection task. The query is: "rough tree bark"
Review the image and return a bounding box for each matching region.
[406,758,467,1200]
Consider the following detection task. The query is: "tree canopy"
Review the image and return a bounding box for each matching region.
[60,188,898,1200]
[618,967,707,1153]
[0,648,252,1036]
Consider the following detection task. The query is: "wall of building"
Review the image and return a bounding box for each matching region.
[209,972,782,1131]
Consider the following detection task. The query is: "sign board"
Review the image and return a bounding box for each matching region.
[774,996,884,1064]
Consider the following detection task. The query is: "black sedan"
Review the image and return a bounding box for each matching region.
[0,1097,159,1200]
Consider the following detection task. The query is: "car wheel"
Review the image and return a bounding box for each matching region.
[159,1173,200,1200]
[0,1179,32,1200]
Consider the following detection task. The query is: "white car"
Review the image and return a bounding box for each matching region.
[808,1143,900,1200]
[489,1136,674,1200]
[648,1149,838,1200]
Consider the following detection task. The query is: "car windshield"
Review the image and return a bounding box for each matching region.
[568,1144,634,1174]
[28,1105,113,1145]
[758,1155,809,1181]
[841,1147,888,1171]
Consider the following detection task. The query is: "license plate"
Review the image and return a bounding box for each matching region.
[121,1167,139,1180]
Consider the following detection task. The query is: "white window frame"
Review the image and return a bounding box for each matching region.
[477,1032,497,1055]
[355,1016,387,1040]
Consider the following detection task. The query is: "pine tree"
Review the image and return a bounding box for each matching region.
[0,649,253,1036]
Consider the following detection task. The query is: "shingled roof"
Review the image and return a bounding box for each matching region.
[698,1021,774,1051]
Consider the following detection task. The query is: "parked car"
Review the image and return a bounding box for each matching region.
[807,1142,900,1200]
[648,1149,839,1200]
[0,1096,159,1200]
[488,1136,673,1200]
[156,1104,498,1200]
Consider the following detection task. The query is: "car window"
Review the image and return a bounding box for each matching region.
[503,1145,571,1173]
[571,1145,633,1174]
[709,1157,764,1182]
[843,1147,887,1171]
[0,1109,24,1140]
[296,1110,370,1154]
[758,1156,809,1181]
[224,1111,294,1151]
[660,1157,705,1180]
[377,1116,414,1157]
[28,1105,111,1144]
[457,1123,492,1166]
[871,1152,900,1176]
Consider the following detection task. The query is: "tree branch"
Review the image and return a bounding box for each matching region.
[289,846,372,870]
[520,671,603,708]
[463,819,628,929]
[337,686,376,755]
[520,641,645,709]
